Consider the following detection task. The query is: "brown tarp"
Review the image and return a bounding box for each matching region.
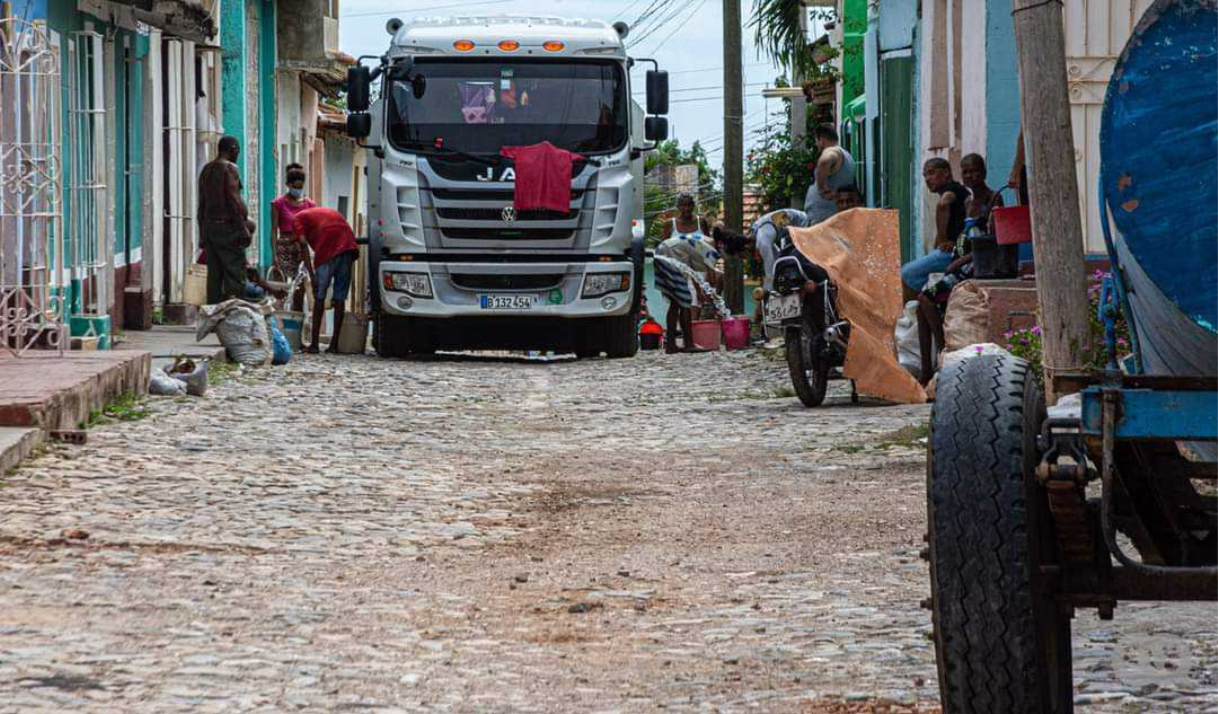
[788,208,928,404]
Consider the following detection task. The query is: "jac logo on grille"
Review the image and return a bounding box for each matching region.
[477,167,516,182]
[501,206,517,224]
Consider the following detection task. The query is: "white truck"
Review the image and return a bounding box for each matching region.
[345,16,670,358]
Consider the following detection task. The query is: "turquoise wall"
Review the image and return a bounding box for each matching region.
[985,0,1021,200]
[128,35,147,259]
[258,0,277,269]
[221,0,246,151]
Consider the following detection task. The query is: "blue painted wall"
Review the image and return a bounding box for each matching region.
[221,0,246,157]
[258,0,277,269]
[878,0,916,52]
[985,0,1021,199]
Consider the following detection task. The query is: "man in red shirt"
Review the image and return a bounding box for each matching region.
[293,207,359,354]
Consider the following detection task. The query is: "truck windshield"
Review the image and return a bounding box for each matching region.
[389,59,627,156]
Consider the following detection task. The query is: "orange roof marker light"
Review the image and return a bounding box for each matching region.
[542,41,565,52]
[497,40,520,52]
[453,39,475,52]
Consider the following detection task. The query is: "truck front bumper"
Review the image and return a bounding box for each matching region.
[378,260,636,319]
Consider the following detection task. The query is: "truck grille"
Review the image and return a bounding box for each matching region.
[436,207,578,221]
[450,273,564,291]
[431,188,584,202]
[440,227,575,241]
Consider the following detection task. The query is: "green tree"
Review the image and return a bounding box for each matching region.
[745,124,819,212]
[749,1,836,78]
[643,139,721,246]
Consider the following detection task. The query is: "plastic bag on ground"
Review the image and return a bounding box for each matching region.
[167,356,208,396]
[894,300,921,377]
[940,342,1013,369]
[269,318,292,366]
[925,343,1015,400]
[149,368,187,396]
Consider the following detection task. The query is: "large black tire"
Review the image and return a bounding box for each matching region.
[927,353,1073,713]
[375,314,433,358]
[785,322,828,407]
[604,313,639,359]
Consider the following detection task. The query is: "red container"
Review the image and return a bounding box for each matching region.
[992,205,1032,245]
[690,320,722,351]
[721,317,750,350]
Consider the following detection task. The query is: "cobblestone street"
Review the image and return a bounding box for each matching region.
[0,351,1214,712]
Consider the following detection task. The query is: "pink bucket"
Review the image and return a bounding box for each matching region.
[690,320,722,351]
[721,317,751,350]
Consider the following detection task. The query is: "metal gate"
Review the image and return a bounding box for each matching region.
[0,15,66,355]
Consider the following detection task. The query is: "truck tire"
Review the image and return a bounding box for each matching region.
[785,323,828,407]
[927,353,1073,714]
[375,313,409,358]
[604,313,639,359]
[375,314,434,358]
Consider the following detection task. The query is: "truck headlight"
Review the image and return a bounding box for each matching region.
[384,271,432,298]
[581,272,630,298]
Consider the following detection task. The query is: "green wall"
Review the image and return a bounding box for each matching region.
[221,0,246,152]
[840,0,867,107]
[258,0,277,269]
[880,57,914,263]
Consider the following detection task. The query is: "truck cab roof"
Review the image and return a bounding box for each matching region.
[389,16,628,60]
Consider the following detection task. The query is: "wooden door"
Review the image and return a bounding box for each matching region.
[1064,0,1154,253]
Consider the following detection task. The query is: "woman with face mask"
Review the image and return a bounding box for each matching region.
[271,164,316,309]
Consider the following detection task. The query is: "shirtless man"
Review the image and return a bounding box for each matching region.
[198,136,255,304]
[804,124,856,226]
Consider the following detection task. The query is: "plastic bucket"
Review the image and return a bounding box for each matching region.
[971,235,1020,279]
[690,320,722,351]
[993,205,1032,245]
[721,317,750,350]
[336,314,369,354]
[274,309,304,352]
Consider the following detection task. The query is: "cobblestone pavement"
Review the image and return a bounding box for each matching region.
[0,350,1214,712]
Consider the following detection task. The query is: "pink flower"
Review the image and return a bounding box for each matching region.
[1031,325,1043,336]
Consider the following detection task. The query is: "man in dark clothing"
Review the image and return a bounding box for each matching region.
[198,136,254,304]
[900,157,969,301]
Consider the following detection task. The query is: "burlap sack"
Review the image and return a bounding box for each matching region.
[942,280,991,355]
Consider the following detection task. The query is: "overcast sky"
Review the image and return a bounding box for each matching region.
[338,0,804,168]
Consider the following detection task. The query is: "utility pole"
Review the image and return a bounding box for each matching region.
[1011,0,1091,403]
[722,0,745,315]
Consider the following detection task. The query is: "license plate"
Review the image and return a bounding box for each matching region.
[765,293,802,325]
[480,294,538,310]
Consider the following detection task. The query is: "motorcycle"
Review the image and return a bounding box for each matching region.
[764,229,855,407]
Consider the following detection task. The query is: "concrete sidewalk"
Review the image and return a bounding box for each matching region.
[0,351,152,433]
[0,326,221,472]
[116,325,225,370]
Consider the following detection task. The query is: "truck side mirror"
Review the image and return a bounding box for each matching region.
[645,116,668,143]
[646,70,669,116]
[347,65,372,113]
[347,113,372,139]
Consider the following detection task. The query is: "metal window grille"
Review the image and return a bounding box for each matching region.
[0,16,66,355]
[67,29,109,319]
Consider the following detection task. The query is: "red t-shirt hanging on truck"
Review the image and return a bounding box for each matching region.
[293,207,359,268]
[501,141,584,213]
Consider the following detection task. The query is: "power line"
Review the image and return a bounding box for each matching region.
[638,0,709,55]
[345,0,517,18]
[633,81,768,96]
[629,0,701,46]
